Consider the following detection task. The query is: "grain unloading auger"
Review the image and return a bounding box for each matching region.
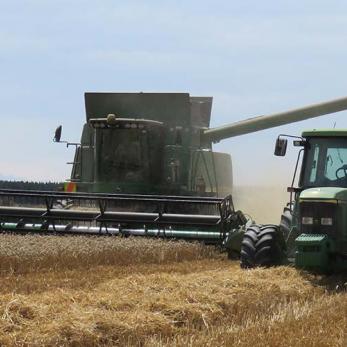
[1,93,347,244]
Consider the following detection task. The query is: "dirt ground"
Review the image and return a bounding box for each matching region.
[0,235,345,347]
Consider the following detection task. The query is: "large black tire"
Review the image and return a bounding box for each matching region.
[240,224,284,268]
[280,206,293,241]
[254,225,284,267]
[280,205,298,258]
[240,225,260,268]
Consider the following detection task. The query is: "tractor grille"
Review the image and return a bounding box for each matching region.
[299,201,337,238]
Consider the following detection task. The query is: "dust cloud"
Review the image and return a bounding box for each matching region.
[232,160,294,224]
[233,185,289,224]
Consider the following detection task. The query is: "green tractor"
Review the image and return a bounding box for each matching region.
[234,130,347,272]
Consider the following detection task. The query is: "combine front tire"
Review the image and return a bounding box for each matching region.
[255,225,283,267]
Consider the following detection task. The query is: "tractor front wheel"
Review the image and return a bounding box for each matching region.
[240,225,260,268]
[240,224,285,268]
[255,225,284,267]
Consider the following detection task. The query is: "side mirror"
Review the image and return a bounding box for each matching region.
[54,125,62,142]
[274,137,287,156]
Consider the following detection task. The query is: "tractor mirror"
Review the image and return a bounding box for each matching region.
[54,125,62,142]
[274,137,287,156]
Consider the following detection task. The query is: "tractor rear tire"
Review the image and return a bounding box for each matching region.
[240,225,260,268]
[255,225,283,267]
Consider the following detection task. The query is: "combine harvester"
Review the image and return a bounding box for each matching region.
[0,92,347,271]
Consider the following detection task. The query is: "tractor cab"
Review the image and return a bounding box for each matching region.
[300,131,347,189]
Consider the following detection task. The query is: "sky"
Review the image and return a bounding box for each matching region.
[1,1,347,188]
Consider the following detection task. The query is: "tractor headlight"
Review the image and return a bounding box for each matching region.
[321,217,333,226]
[302,217,313,225]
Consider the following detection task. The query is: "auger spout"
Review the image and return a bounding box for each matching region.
[203,95,347,143]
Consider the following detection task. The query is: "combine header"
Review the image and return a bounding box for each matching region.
[1,93,347,255]
[0,189,241,243]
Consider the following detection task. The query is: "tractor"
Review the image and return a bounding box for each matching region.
[234,130,347,272]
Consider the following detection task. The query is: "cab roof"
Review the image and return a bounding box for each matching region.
[302,129,347,137]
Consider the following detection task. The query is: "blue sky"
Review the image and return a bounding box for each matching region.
[1,1,347,186]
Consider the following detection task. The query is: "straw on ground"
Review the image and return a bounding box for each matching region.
[0,234,345,347]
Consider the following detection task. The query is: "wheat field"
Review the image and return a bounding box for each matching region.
[0,234,345,347]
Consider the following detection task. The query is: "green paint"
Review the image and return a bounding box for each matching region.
[299,187,347,201]
[302,129,347,137]
[295,234,331,272]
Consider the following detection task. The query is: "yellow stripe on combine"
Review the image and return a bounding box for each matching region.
[64,182,77,193]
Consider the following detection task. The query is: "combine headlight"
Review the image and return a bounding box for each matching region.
[302,217,313,225]
[321,217,333,226]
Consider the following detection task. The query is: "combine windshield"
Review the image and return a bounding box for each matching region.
[301,137,347,188]
[97,126,163,183]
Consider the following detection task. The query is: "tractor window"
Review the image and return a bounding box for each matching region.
[302,137,347,188]
[309,144,319,183]
[325,148,347,180]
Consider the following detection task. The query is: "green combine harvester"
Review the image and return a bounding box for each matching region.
[0,92,347,272]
